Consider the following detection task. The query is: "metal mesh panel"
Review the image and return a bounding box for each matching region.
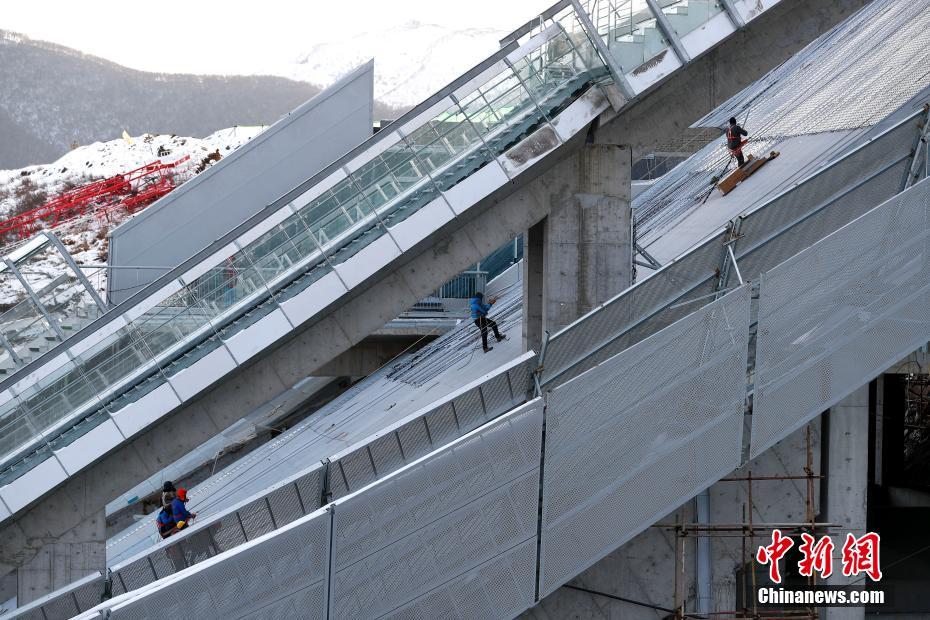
[336,448,376,494]
[423,403,458,446]
[72,578,104,612]
[207,516,249,553]
[295,467,325,512]
[451,386,487,431]
[7,610,44,620]
[238,497,277,539]
[329,461,350,499]
[115,557,158,592]
[540,409,744,597]
[369,433,406,478]
[381,538,537,620]
[752,179,930,457]
[542,231,726,386]
[507,355,535,399]
[108,509,330,620]
[266,483,304,527]
[479,371,515,419]
[539,288,751,596]
[398,415,437,461]
[38,594,80,620]
[329,400,543,619]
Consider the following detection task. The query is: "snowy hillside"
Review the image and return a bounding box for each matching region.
[0,126,265,303]
[288,21,508,108]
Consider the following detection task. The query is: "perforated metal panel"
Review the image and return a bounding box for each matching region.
[6,574,105,620]
[329,357,534,499]
[380,538,538,620]
[752,178,930,458]
[108,464,325,604]
[543,108,923,392]
[329,399,543,619]
[542,232,726,386]
[539,288,751,596]
[107,508,331,620]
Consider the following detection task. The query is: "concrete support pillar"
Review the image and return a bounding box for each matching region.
[823,385,870,620]
[14,508,106,606]
[523,220,545,353]
[523,143,633,352]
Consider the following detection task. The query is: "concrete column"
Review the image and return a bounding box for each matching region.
[523,220,545,353]
[823,385,870,620]
[15,508,105,606]
[523,143,633,348]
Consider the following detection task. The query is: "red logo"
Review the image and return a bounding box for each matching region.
[757,530,882,583]
[756,529,794,583]
[841,532,882,582]
[798,533,834,579]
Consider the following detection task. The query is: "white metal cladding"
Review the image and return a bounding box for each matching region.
[378,538,538,620]
[752,178,930,458]
[538,287,751,596]
[104,508,331,620]
[6,572,104,619]
[328,353,536,499]
[328,399,543,619]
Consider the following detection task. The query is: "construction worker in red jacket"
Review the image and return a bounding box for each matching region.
[727,117,749,167]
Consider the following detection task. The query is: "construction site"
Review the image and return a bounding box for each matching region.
[0,0,928,618]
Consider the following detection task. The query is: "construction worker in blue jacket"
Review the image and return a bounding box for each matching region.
[470,292,506,353]
[156,506,178,539]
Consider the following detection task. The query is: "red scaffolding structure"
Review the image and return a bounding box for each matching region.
[0,156,191,240]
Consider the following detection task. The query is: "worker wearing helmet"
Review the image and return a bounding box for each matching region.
[726,117,749,167]
[170,488,197,531]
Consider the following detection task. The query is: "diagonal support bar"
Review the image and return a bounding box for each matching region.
[42,231,108,311]
[635,242,662,270]
[645,0,691,64]
[569,0,634,102]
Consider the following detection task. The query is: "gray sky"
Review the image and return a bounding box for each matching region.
[1,0,553,77]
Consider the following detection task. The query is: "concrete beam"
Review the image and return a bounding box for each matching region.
[312,335,436,376]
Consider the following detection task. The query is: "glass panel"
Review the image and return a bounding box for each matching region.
[606,0,671,72]
[659,0,725,38]
[0,12,611,475]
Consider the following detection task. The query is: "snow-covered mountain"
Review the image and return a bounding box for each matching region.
[288,21,509,108]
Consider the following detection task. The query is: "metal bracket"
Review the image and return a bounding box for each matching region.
[42,230,108,311]
[635,242,663,270]
[903,103,930,191]
[533,331,551,398]
[644,0,691,64]
[568,0,635,102]
[715,218,744,294]
[718,0,745,28]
